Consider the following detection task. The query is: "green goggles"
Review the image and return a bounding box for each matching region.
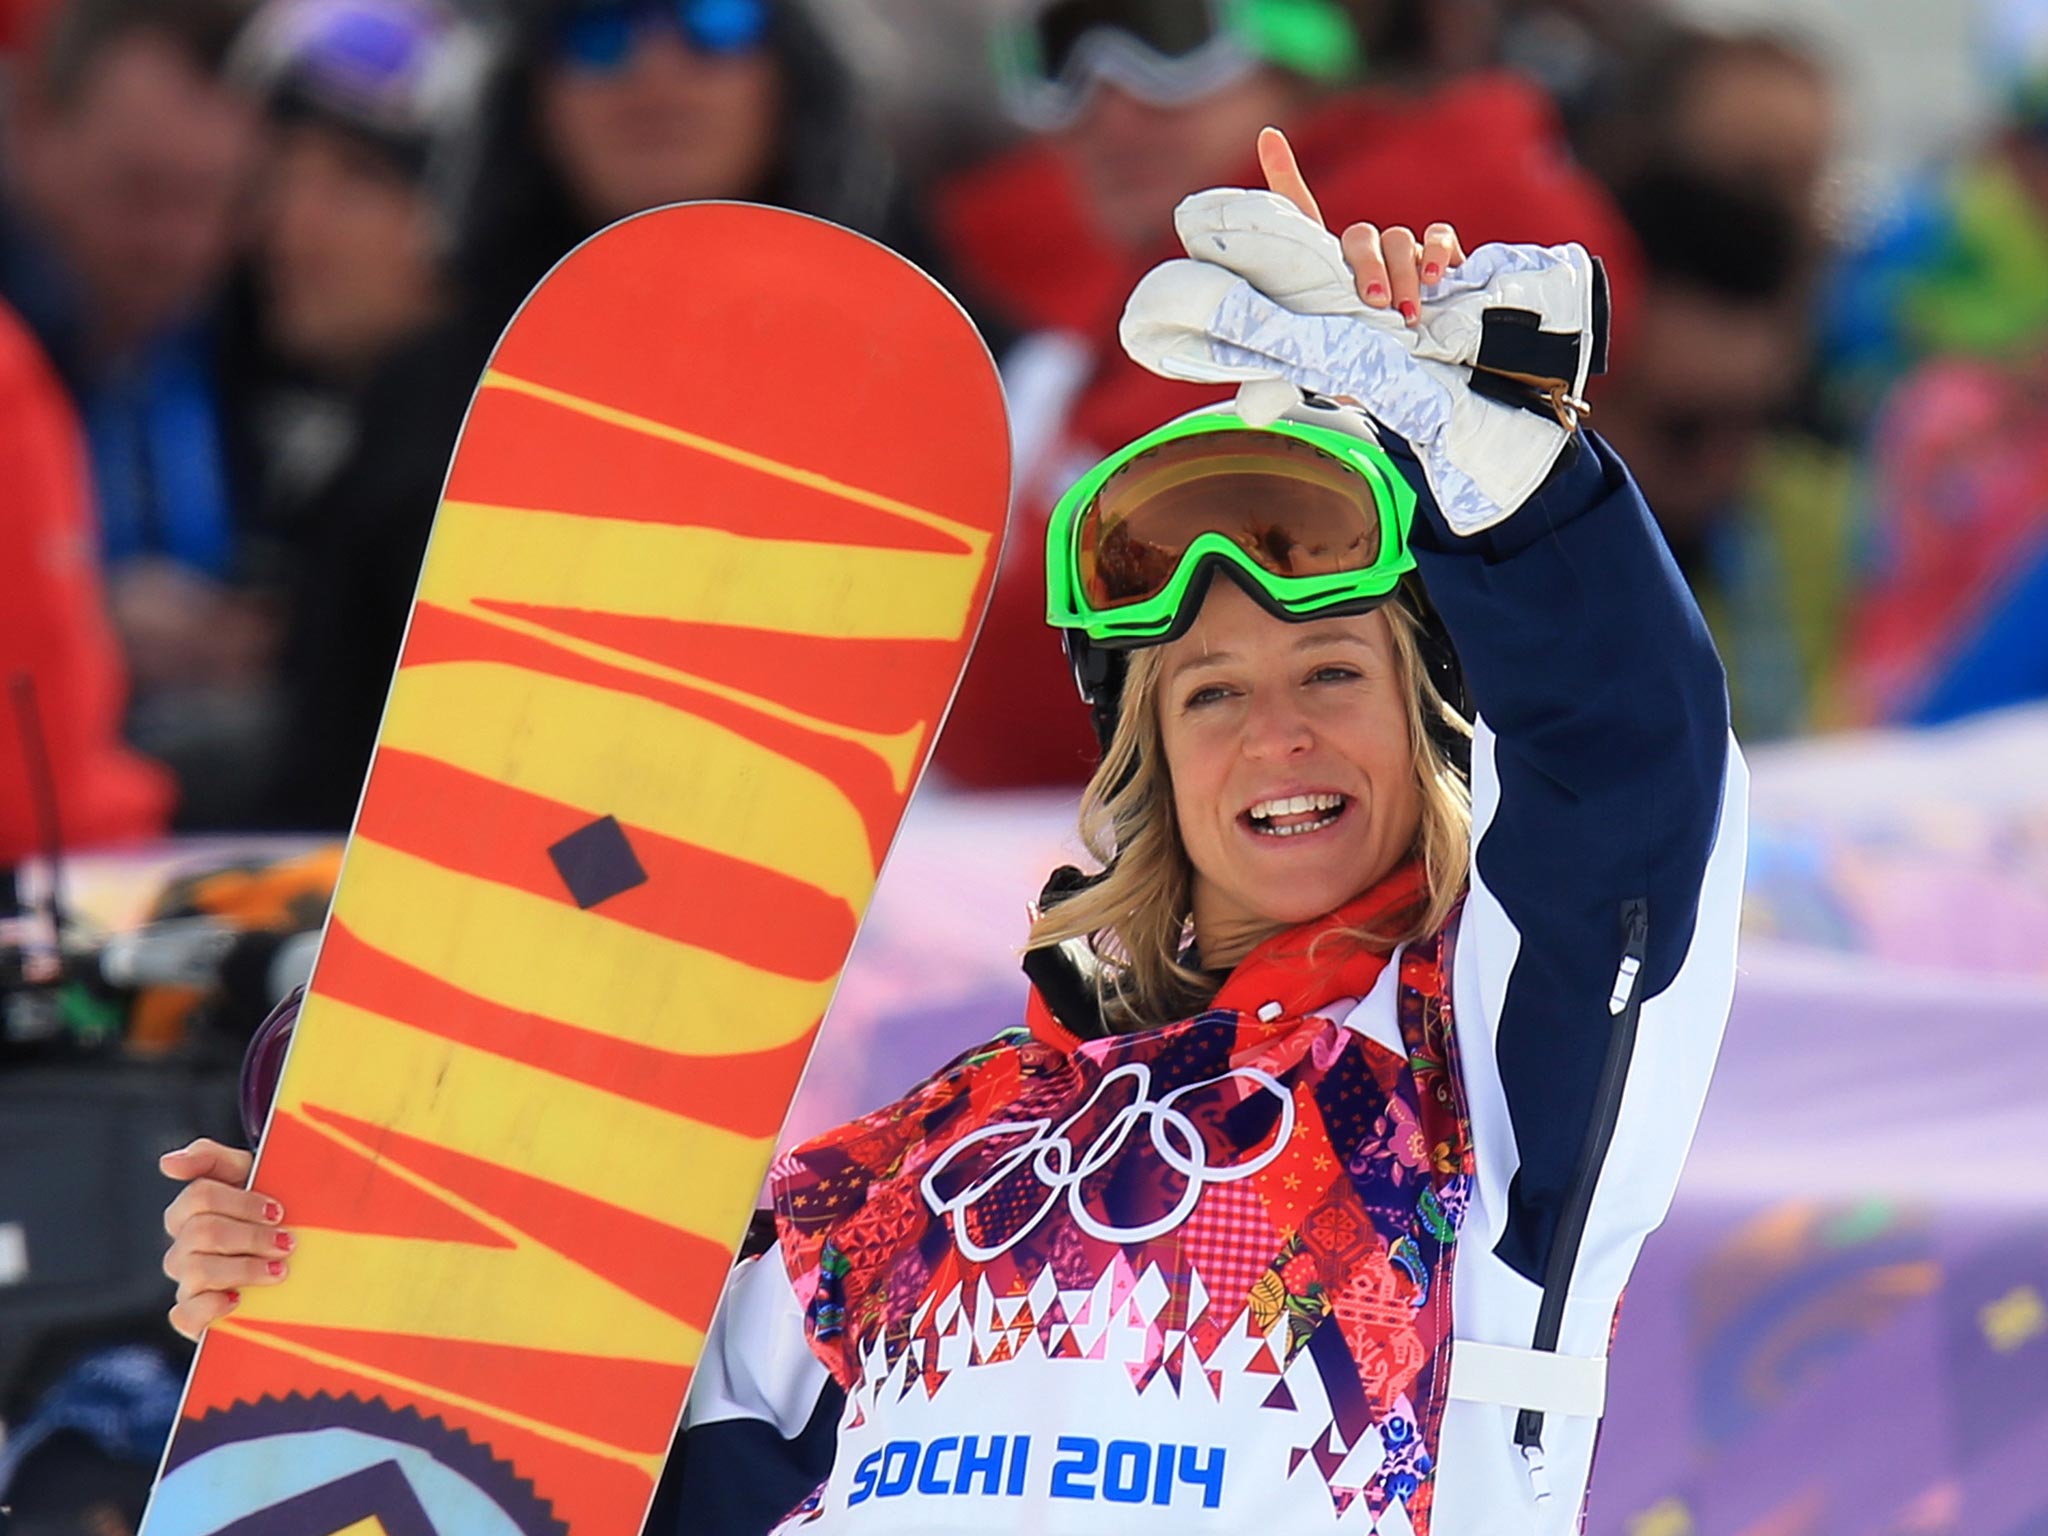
[1046,413,1419,647]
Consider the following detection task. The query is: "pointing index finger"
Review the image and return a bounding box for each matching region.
[1257,126,1323,228]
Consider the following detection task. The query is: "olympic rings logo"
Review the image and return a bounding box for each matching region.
[919,1063,1296,1261]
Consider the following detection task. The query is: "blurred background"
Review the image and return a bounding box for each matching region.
[0,0,2044,1530]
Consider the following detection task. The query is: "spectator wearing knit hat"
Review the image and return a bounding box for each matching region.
[221,0,502,830]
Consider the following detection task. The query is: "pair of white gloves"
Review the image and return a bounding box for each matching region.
[1119,189,1608,536]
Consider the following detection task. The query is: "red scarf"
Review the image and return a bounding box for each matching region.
[1029,859,1430,1048]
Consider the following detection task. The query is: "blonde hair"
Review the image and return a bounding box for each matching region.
[1027,600,1473,1030]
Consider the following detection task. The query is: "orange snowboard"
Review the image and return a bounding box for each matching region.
[142,203,1009,1535]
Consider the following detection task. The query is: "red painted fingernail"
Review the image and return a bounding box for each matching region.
[274,1231,295,1253]
[267,1259,286,1277]
[1400,299,1420,324]
[225,1290,241,1305]
[1422,263,1442,283]
[1365,281,1389,303]
[262,1200,283,1224]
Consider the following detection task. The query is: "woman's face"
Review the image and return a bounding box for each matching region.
[1156,579,1422,961]
[539,24,780,225]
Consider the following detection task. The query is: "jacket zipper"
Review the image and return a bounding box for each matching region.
[1513,896,1649,1496]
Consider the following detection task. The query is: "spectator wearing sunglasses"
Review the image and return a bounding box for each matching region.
[218,0,505,830]
[471,0,946,325]
[926,0,1641,790]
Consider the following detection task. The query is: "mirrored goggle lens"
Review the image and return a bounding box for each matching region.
[1033,0,1221,80]
[556,0,768,70]
[1078,434,1387,611]
[684,0,770,52]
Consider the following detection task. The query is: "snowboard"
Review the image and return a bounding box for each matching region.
[140,203,1009,1536]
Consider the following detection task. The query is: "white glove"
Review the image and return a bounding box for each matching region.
[1120,188,1606,535]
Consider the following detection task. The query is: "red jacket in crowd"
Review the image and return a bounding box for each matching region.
[0,299,173,863]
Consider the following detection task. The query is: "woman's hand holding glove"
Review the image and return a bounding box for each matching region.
[1119,143,1609,535]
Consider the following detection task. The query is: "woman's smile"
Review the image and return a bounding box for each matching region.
[1241,788,1352,838]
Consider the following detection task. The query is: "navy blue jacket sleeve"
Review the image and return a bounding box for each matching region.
[1396,431,1736,1284]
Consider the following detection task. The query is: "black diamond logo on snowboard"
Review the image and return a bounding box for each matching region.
[547,816,648,909]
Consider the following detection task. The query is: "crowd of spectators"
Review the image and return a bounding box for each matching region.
[6,0,2048,1523]
[2,0,2046,846]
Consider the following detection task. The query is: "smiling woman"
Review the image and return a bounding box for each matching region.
[1021,386,1473,1018]
[158,128,1749,1536]
[1030,548,1470,1018]
[655,137,1747,1536]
